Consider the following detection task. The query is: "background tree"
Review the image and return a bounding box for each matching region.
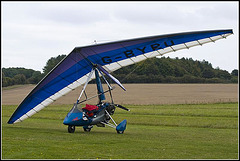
[231,69,238,76]
[13,74,26,84]
[27,71,43,84]
[230,69,238,83]
[2,76,14,87]
[42,55,66,76]
[2,67,44,86]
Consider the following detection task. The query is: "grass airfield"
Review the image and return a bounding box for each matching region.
[2,103,238,159]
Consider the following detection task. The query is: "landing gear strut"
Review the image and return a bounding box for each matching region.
[100,110,127,134]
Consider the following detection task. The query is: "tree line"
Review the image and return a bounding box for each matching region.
[2,55,238,87]
[2,67,43,87]
[111,57,238,84]
[2,55,66,87]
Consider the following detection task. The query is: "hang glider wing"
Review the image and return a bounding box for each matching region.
[8,29,233,124]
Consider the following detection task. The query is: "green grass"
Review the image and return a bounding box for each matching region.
[2,103,238,159]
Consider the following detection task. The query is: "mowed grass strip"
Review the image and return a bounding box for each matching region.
[2,103,238,159]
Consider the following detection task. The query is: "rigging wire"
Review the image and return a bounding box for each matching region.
[118,59,147,83]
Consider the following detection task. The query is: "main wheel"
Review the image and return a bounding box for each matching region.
[68,125,75,133]
[83,127,91,132]
[83,125,93,132]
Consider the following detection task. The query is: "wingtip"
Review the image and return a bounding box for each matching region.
[7,120,13,124]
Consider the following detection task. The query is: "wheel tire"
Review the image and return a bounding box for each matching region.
[117,130,124,134]
[68,125,75,133]
[83,127,91,132]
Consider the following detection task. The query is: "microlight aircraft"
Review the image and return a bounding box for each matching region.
[8,29,233,134]
[63,64,130,133]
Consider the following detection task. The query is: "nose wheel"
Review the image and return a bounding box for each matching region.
[117,130,124,134]
[68,125,75,133]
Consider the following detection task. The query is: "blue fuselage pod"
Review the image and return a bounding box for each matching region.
[63,103,109,126]
[63,104,92,126]
[63,112,92,126]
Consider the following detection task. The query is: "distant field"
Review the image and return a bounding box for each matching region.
[2,84,238,105]
[2,103,238,159]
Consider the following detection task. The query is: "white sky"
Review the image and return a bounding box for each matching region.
[1,1,239,73]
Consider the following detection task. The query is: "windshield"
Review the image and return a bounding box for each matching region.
[69,103,83,113]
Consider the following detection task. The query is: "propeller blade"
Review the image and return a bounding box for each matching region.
[115,104,130,111]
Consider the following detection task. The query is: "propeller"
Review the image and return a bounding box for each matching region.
[114,104,130,111]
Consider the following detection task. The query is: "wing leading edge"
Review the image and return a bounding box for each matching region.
[8,29,233,124]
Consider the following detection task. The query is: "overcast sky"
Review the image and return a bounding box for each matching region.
[1,1,239,73]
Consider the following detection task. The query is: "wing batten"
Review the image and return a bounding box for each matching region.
[34,104,45,112]
[8,29,233,124]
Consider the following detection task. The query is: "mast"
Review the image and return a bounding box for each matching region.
[76,63,124,105]
[95,68,106,103]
